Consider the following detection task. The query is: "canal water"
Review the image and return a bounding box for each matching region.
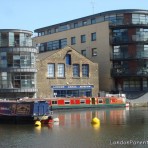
[1,107,148,148]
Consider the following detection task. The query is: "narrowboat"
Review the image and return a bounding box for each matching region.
[0,100,53,124]
[48,94,127,110]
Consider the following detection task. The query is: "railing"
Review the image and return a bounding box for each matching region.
[111,51,148,60]
[111,68,148,77]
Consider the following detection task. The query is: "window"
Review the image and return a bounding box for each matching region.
[47,38,67,51]
[92,48,97,56]
[81,35,86,43]
[71,37,76,45]
[82,21,87,26]
[57,64,65,77]
[73,64,80,77]
[91,32,96,41]
[66,54,71,65]
[81,50,86,56]
[91,18,96,24]
[82,64,89,77]
[48,64,55,77]
[48,29,51,34]
[74,23,78,28]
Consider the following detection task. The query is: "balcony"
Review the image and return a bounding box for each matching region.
[111,68,148,77]
[111,51,148,60]
[109,20,148,28]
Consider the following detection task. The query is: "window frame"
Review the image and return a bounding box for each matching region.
[73,64,80,77]
[81,35,86,43]
[91,32,96,41]
[57,63,65,78]
[82,64,89,77]
[47,63,55,78]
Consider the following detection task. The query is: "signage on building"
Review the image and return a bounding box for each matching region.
[51,85,94,89]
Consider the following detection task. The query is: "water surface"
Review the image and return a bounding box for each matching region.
[0,107,148,148]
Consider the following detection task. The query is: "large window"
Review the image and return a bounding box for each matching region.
[57,64,65,77]
[53,89,92,97]
[81,35,86,43]
[82,64,89,77]
[123,79,141,91]
[73,64,80,77]
[48,64,55,77]
[132,14,148,25]
[47,38,67,51]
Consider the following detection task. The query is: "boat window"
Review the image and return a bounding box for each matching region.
[52,101,57,104]
[98,99,103,103]
[65,101,70,104]
[80,99,85,104]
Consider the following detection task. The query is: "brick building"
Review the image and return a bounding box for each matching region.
[36,46,99,98]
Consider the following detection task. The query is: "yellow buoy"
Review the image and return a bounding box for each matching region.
[91,117,100,125]
[35,121,41,126]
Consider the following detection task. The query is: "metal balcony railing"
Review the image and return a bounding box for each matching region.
[111,51,148,60]
[111,68,148,77]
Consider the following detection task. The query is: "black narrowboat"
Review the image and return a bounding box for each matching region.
[0,100,52,124]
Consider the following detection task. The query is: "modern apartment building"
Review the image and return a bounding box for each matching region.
[33,9,148,94]
[36,46,98,98]
[0,29,37,99]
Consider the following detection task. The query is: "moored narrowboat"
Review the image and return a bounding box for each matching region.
[47,94,127,110]
[0,100,53,124]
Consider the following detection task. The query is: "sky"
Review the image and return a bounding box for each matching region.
[0,0,148,35]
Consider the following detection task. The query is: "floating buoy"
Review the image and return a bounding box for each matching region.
[35,121,41,126]
[91,117,100,125]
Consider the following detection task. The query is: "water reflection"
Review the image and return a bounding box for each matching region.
[1,108,148,148]
[54,108,128,128]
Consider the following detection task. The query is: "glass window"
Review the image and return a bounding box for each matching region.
[0,52,7,68]
[82,21,87,26]
[47,38,67,51]
[20,52,31,68]
[74,23,78,28]
[9,32,14,46]
[20,33,25,46]
[66,54,71,65]
[60,38,67,48]
[81,35,86,43]
[91,32,96,41]
[48,64,55,77]
[82,64,89,77]
[92,48,97,56]
[91,18,96,24]
[57,64,65,77]
[73,64,80,77]
[81,50,86,56]
[71,37,76,45]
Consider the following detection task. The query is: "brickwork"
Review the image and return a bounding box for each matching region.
[36,46,99,98]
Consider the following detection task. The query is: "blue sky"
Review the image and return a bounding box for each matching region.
[0,0,148,34]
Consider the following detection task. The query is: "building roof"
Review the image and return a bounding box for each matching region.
[34,9,148,32]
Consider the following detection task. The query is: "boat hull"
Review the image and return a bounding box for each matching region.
[51,104,126,110]
[0,100,52,124]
